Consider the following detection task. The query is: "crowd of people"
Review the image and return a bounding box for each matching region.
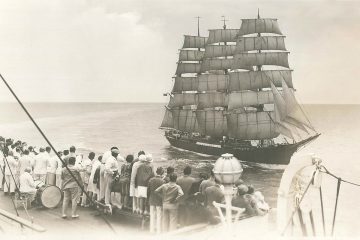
[0,137,269,234]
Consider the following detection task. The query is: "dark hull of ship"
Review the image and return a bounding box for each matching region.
[166,134,320,165]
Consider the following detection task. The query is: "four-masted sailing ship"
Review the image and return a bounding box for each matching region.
[160,13,320,164]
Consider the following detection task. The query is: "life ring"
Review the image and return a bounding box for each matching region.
[277,153,323,236]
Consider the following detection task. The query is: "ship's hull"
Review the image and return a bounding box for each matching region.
[166,135,320,165]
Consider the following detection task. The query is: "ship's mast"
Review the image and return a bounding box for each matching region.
[257,9,265,146]
[256,9,264,112]
[221,15,228,30]
[221,16,229,77]
[196,16,201,37]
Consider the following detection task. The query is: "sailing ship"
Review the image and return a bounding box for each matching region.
[160,13,320,165]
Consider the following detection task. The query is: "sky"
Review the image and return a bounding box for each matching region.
[0,0,358,104]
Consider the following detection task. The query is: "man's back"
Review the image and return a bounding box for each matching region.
[34,153,48,174]
[148,176,165,206]
[177,175,196,203]
[19,155,32,175]
[205,185,224,208]
[136,163,154,187]
[199,179,216,195]
[61,166,82,189]
[155,182,184,209]
[19,172,35,192]
[4,156,17,175]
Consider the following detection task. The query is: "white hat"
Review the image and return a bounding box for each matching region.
[146,154,153,163]
[111,149,120,154]
[139,154,146,162]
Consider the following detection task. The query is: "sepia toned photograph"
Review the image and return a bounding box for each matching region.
[0,0,359,239]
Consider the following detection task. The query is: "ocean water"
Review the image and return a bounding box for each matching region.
[0,103,359,237]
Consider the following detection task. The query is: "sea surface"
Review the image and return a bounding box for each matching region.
[0,103,360,237]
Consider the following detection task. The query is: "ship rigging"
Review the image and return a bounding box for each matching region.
[160,12,320,164]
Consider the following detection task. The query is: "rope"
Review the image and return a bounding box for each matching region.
[331,178,341,236]
[0,160,23,229]
[0,73,116,234]
[318,165,360,236]
[319,186,326,236]
[320,165,360,187]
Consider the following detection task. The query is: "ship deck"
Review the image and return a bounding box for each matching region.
[0,193,147,238]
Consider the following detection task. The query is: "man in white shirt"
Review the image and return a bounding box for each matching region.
[19,150,32,176]
[19,167,37,202]
[104,149,120,206]
[46,150,58,185]
[4,151,18,194]
[33,148,49,183]
[55,151,63,188]
[98,147,117,202]
[81,152,95,207]
[28,146,36,170]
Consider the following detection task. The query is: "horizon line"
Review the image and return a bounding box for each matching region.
[0,101,359,105]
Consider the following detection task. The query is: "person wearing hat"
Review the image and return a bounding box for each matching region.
[104,148,120,206]
[130,152,146,213]
[136,154,155,215]
[33,147,49,182]
[148,167,165,234]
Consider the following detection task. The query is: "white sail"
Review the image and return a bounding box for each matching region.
[270,81,308,133]
[176,62,201,75]
[204,45,237,58]
[183,35,208,49]
[198,74,228,92]
[173,109,199,133]
[207,29,239,44]
[228,91,274,110]
[172,93,197,107]
[202,58,252,72]
[272,93,294,139]
[229,70,293,91]
[160,108,174,129]
[227,111,279,140]
[233,52,290,69]
[172,77,198,92]
[282,80,314,130]
[236,36,286,52]
[167,96,175,108]
[198,92,228,109]
[179,49,205,61]
[239,19,282,36]
[196,110,227,138]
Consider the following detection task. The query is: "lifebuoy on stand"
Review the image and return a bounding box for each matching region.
[277,153,323,237]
